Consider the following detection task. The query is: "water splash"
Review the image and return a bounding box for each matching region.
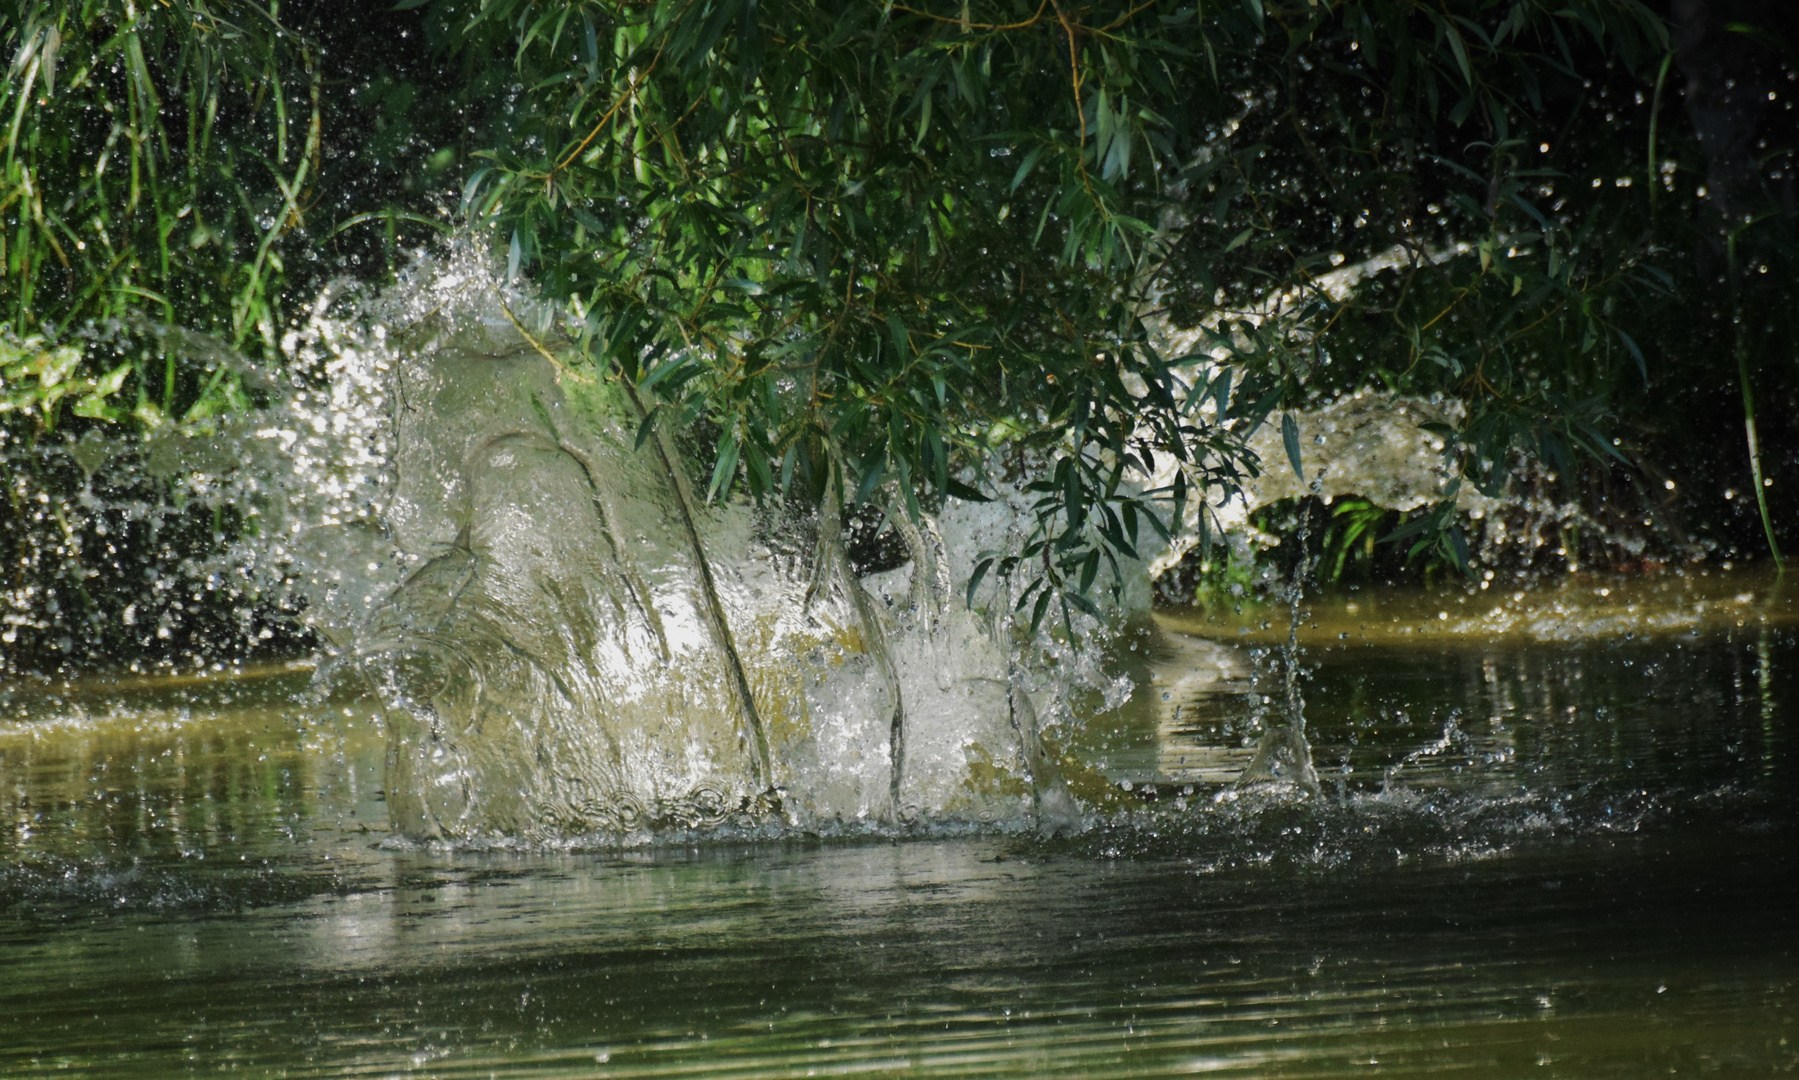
[1228,490,1323,797]
[246,246,1116,844]
[1146,390,1657,580]
[4,242,1747,848]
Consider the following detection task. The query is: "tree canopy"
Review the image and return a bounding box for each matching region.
[2,0,1797,661]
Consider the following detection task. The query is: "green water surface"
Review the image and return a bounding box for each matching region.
[1,575,1794,1078]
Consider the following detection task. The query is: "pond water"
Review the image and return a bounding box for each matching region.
[2,572,1794,1078]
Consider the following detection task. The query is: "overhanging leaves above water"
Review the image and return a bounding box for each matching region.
[3,0,1797,669]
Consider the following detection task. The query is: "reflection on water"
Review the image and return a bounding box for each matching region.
[1,574,1795,1077]
[0,665,387,910]
[4,836,1796,1079]
[1141,633,1257,785]
[1086,567,1799,798]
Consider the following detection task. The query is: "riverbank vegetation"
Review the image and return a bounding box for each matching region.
[2,0,1795,672]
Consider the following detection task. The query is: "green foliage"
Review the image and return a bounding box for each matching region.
[0,1,483,432]
[0,330,128,427]
[1184,544,1262,614]
[1229,494,1467,596]
[446,0,1777,610]
[8,0,1798,661]
[1,1,313,416]
[0,1,484,672]
[447,0,1291,617]
[1157,0,1682,499]
[1320,497,1385,584]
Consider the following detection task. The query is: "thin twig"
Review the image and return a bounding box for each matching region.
[890,0,1051,31]
[1053,1,1086,148]
[1098,0,1160,32]
[499,300,597,384]
[554,49,664,175]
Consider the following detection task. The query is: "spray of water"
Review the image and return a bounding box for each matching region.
[7,241,1698,847]
[216,244,1132,845]
[1230,487,1323,797]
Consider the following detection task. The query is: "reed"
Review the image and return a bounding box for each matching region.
[0,2,321,433]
